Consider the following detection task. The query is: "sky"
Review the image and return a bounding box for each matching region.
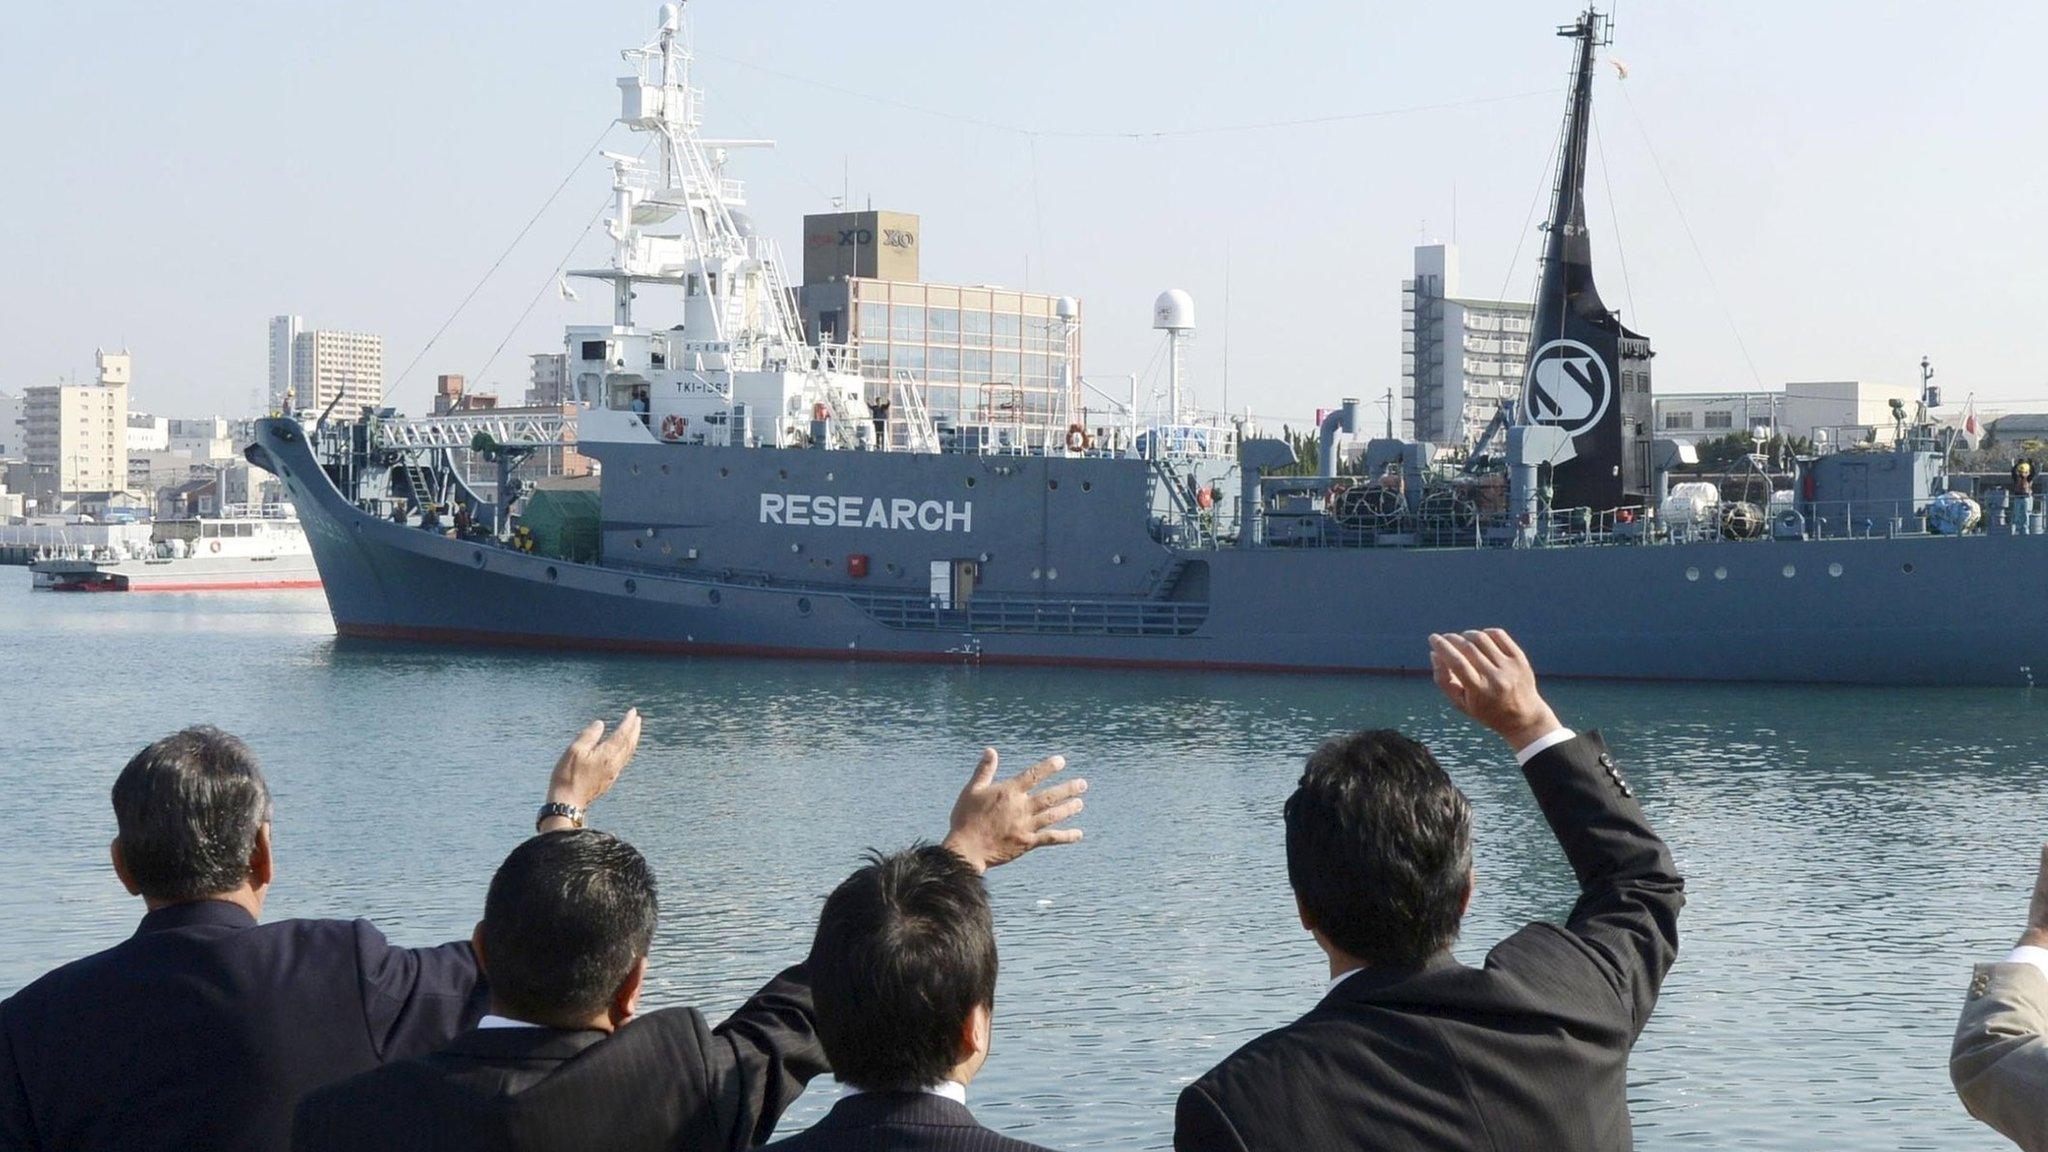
[4,1,2046,425]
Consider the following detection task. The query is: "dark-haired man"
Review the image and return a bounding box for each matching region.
[1175,629,1684,1152]
[294,748,1086,1152]
[763,844,1052,1152]
[0,711,642,1152]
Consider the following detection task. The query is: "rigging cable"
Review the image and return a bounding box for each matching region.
[391,121,618,394]
[699,49,1550,141]
[470,138,656,388]
[1616,82,1767,389]
[1591,105,1639,329]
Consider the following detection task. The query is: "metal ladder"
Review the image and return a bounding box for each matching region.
[891,368,942,454]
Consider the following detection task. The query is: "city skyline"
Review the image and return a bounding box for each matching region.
[4,1,2045,423]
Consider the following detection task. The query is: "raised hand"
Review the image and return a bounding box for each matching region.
[941,748,1087,874]
[542,709,643,829]
[1429,629,1563,751]
[2022,845,2048,950]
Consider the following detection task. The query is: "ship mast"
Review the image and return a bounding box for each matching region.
[1537,7,1607,328]
[1516,6,1651,514]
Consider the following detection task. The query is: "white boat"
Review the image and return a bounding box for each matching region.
[29,505,322,592]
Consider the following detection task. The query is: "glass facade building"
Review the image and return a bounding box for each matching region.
[801,278,1082,442]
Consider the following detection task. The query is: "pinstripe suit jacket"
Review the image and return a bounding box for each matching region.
[764,1091,1056,1152]
[291,965,824,1152]
[1174,733,1684,1152]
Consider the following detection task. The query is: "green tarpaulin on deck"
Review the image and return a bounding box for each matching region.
[518,487,601,563]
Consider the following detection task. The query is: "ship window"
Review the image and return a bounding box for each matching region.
[581,340,606,361]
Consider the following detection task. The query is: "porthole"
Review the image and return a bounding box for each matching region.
[630,463,641,476]
[545,566,559,583]
[1081,481,1093,493]
[965,476,977,488]
[471,550,486,568]
[660,463,670,475]
[777,469,788,480]
[1782,564,1797,578]
[632,538,644,550]
[1048,479,1059,491]
[796,597,812,616]
[1828,562,1844,578]
[719,467,729,478]
[1684,567,1700,582]
[707,589,722,605]
[1713,567,1727,581]
[1902,562,1916,574]
[826,471,836,482]
[1047,567,1059,580]
[623,579,638,595]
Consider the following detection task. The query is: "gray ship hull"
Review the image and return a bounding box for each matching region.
[251,419,2045,686]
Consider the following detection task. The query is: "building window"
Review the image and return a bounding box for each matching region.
[1704,411,1734,430]
[1664,412,1694,430]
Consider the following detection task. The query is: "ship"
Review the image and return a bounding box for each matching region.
[30,505,320,592]
[246,5,2046,686]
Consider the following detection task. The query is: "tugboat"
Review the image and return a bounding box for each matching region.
[245,5,2045,685]
[31,505,321,592]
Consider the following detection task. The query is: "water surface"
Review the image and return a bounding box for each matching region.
[0,573,2037,1149]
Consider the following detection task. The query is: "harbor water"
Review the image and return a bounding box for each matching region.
[0,572,2038,1150]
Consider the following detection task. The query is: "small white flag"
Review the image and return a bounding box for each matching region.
[558,278,579,302]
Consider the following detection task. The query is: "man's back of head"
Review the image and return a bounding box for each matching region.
[810,845,998,1092]
[111,725,272,905]
[1285,729,1474,969]
[479,829,659,1029]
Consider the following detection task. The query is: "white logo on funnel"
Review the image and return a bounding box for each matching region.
[1519,338,1612,439]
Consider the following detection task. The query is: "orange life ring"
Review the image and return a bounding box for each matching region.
[659,414,689,442]
[1196,486,1215,510]
[209,540,221,554]
[812,402,830,422]
[1066,423,1087,452]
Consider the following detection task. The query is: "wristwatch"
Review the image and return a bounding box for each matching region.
[536,801,585,832]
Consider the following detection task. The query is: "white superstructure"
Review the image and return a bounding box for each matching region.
[565,3,897,452]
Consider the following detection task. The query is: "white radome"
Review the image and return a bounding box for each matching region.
[1056,296,1080,320]
[1152,288,1195,331]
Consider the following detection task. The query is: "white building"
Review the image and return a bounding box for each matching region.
[24,349,131,502]
[527,352,568,406]
[0,391,22,459]
[269,315,384,416]
[1401,244,1533,446]
[267,314,302,411]
[127,413,170,452]
[1654,381,1922,448]
[168,416,235,460]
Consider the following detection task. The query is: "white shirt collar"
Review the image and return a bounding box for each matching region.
[1328,967,1364,993]
[840,1080,969,1105]
[477,1014,548,1030]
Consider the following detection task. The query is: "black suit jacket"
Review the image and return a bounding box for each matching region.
[0,899,484,1152]
[291,964,825,1152]
[1175,732,1684,1152]
[762,1091,1056,1152]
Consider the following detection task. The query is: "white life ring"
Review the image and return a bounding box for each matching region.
[659,414,689,442]
[209,540,221,554]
